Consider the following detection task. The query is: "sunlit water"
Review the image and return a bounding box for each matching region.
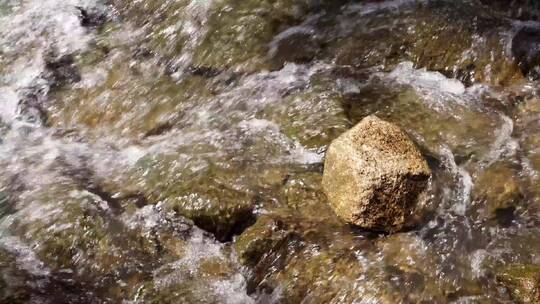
[1,0,540,303]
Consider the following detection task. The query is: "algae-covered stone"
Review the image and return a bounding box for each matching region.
[49,50,213,142]
[130,155,256,242]
[322,115,431,232]
[514,97,540,171]
[472,161,522,221]
[234,214,305,269]
[190,0,344,72]
[123,207,253,304]
[327,1,521,86]
[0,191,11,218]
[260,72,351,149]
[234,213,366,302]
[497,264,540,303]
[10,186,149,282]
[2,179,250,303]
[112,0,343,73]
[234,212,449,303]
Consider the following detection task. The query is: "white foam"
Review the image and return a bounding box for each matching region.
[483,114,518,166]
[438,146,472,216]
[469,249,488,278]
[0,235,50,277]
[387,62,466,95]
[0,87,19,123]
[0,0,104,124]
[344,0,421,16]
[0,0,102,55]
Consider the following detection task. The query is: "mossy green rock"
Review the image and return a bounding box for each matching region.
[472,161,522,220]
[514,97,540,172]
[3,180,248,302]
[235,213,452,302]
[112,0,344,72]
[130,155,256,241]
[234,213,365,302]
[9,186,153,287]
[49,52,213,142]
[259,70,351,149]
[327,1,522,86]
[497,264,540,303]
[234,214,296,268]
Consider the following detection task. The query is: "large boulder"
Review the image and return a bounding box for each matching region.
[322,116,430,232]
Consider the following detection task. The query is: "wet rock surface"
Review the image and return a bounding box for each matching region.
[323,115,431,232]
[471,161,523,225]
[2,0,540,303]
[497,264,540,303]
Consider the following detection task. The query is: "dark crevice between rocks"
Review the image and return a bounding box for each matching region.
[142,121,175,139]
[23,273,105,304]
[347,225,386,239]
[44,53,82,89]
[17,52,79,127]
[75,6,108,28]
[142,112,187,139]
[495,207,516,227]
[0,192,15,219]
[17,89,50,126]
[132,47,154,61]
[512,26,540,80]
[185,66,223,78]
[190,209,257,243]
[56,157,127,215]
[480,0,540,21]
[147,217,193,255]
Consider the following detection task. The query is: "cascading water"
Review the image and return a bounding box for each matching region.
[1,0,540,303]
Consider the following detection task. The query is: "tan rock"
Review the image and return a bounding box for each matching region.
[322,115,430,232]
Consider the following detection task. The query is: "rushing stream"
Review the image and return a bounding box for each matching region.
[1,0,540,303]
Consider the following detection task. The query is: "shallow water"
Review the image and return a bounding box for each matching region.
[1,0,540,303]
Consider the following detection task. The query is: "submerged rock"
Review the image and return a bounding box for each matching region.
[328,1,521,86]
[112,0,344,73]
[472,161,522,223]
[0,180,251,303]
[497,264,540,303]
[234,212,452,303]
[322,115,431,232]
[233,213,368,303]
[130,155,257,242]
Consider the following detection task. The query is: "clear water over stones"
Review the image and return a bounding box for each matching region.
[1,0,540,302]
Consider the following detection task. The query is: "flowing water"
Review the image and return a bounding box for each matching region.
[1,0,540,303]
